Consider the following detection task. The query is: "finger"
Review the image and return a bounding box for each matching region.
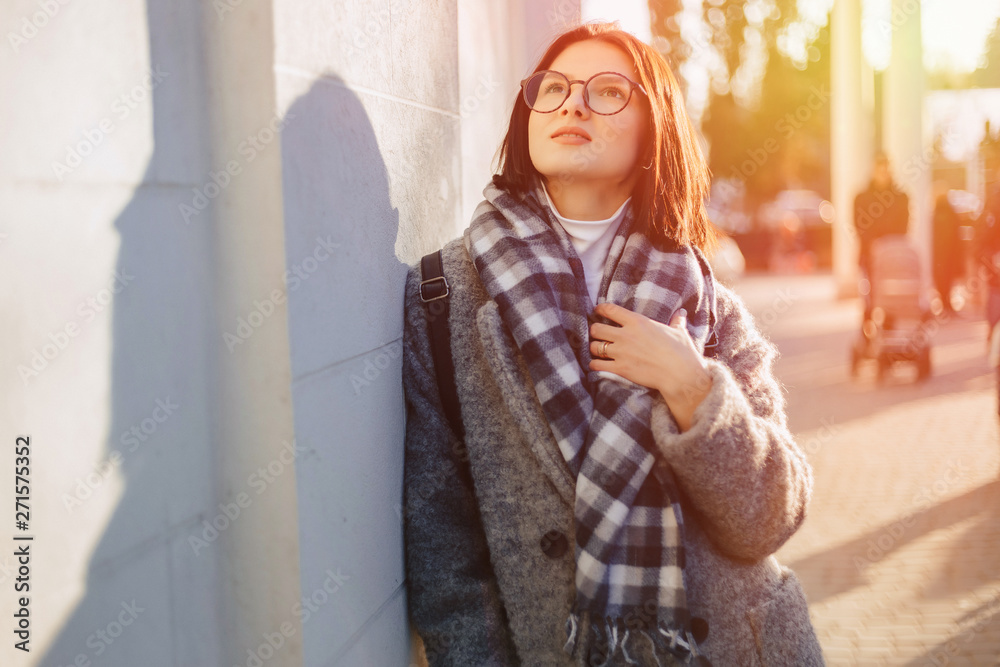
[670,308,687,327]
[589,339,620,359]
[588,357,611,371]
[589,321,622,341]
[594,301,636,325]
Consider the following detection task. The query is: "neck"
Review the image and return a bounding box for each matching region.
[543,179,634,220]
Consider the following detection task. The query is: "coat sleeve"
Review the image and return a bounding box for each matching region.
[401,263,519,667]
[649,282,813,562]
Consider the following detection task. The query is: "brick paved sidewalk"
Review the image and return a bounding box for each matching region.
[732,272,1000,666]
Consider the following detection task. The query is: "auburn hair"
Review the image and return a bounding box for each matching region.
[495,22,718,254]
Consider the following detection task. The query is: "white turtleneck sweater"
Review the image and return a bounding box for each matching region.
[542,185,631,305]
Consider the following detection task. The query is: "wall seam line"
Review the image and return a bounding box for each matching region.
[274,64,462,119]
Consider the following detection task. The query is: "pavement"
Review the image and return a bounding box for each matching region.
[732,271,1000,666]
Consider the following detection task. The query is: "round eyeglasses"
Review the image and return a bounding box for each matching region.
[520,70,648,116]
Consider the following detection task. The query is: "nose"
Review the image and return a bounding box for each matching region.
[560,81,590,118]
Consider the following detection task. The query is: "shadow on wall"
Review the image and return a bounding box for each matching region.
[278,70,406,370]
[39,2,413,659]
[278,71,414,665]
[41,0,221,665]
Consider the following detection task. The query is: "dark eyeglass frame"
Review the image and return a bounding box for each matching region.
[520,70,648,116]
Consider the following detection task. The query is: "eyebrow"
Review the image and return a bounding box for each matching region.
[549,69,632,79]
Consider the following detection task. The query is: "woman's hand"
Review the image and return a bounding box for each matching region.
[588,302,713,432]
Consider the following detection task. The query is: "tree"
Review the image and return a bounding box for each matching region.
[648,0,831,208]
[972,16,1000,88]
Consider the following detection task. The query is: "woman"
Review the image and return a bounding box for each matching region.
[402,22,823,666]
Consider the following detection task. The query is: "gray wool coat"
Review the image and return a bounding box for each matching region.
[402,235,825,666]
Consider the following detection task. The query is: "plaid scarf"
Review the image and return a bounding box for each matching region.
[464,178,717,666]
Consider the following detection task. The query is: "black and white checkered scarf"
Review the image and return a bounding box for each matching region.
[464,178,717,665]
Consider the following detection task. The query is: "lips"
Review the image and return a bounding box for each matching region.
[551,126,592,141]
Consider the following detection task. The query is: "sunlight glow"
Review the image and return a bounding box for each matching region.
[863,0,1000,72]
[581,0,653,43]
[922,0,1000,72]
[585,0,999,77]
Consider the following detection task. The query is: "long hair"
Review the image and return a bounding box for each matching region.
[495,22,718,254]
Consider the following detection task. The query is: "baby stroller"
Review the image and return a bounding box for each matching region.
[850,235,934,382]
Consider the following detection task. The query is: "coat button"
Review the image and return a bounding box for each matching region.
[691,616,709,643]
[540,530,568,558]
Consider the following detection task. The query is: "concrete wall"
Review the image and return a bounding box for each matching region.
[1,0,577,664]
[1,0,300,665]
[1,1,221,664]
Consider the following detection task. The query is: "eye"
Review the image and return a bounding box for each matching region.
[598,85,628,99]
[543,82,566,94]
[588,74,633,103]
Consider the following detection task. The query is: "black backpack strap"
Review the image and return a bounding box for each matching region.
[418,250,466,443]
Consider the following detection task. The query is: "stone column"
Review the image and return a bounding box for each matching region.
[201,0,302,663]
[831,0,874,298]
[883,0,931,282]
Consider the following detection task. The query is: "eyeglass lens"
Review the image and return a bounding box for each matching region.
[523,71,634,115]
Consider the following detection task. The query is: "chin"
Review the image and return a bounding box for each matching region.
[542,169,622,188]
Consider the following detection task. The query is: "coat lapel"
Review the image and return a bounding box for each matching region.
[474,299,577,508]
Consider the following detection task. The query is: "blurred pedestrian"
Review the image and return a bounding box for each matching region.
[975,160,1000,420]
[853,152,909,327]
[976,163,1000,342]
[931,180,961,315]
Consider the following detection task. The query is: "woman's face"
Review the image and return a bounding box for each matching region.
[527,39,648,192]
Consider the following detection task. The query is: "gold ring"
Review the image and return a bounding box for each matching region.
[600,340,610,359]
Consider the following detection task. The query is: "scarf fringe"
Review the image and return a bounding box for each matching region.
[563,610,711,666]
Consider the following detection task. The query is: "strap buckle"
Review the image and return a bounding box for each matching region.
[419,275,450,302]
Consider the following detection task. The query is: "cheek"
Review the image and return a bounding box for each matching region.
[528,115,545,149]
[601,115,644,166]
